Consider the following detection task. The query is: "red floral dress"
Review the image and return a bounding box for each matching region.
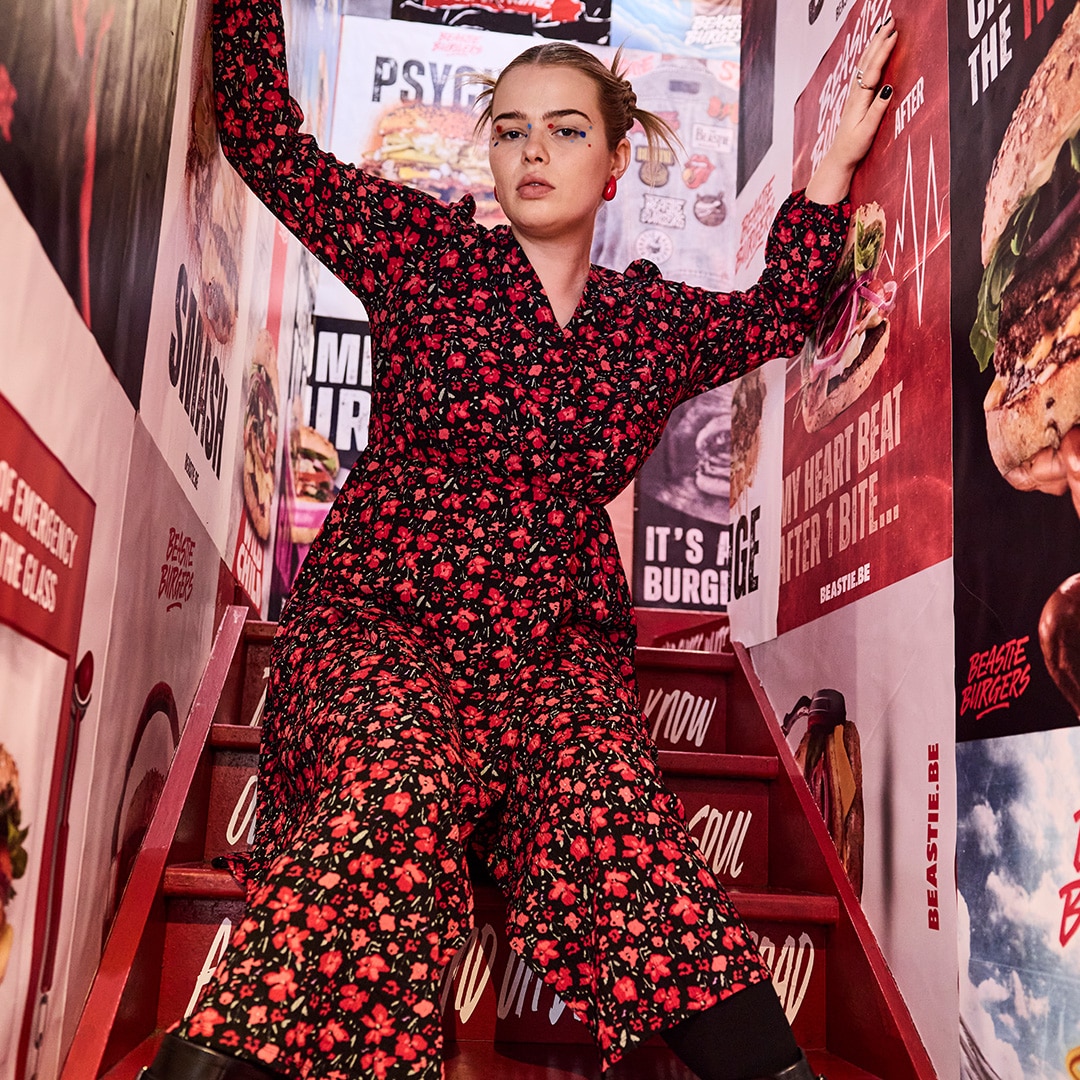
[184,2,851,1076]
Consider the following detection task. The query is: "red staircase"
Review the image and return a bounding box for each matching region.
[61,608,936,1080]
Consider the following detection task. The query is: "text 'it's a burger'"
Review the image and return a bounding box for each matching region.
[798,202,897,433]
[971,5,1080,476]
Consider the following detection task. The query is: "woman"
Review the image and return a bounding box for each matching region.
[143,4,897,1078]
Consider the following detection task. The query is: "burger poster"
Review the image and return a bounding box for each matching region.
[269,312,374,615]
[329,15,528,231]
[779,0,953,635]
[949,0,1080,741]
[140,0,339,574]
[752,561,959,1079]
[138,0,258,557]
[0,396,95,1079]
[389,0,612,45]
[0,0,185,406]
[593,52,740,615]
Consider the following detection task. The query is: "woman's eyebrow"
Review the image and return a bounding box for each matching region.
[492,107,593,124]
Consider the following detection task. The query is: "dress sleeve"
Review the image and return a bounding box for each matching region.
[212,0,465,308]
[667,191,851,404]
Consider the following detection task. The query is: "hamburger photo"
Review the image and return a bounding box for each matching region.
[694,413,731,499]
[361,102,502,225]
[799,201,897,433]
[242,330,280,542]
[971,4,1080,481]
[0,743,28,984]
[289,422,340,545]
[730,367,765,509]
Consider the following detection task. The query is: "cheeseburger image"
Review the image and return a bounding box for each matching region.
[694,414,731,499]
[0,743,28,984]
[972,4,1080,479]
[242,330,280,542]
[362,102,501,225]
[289,423,341,545]
[800,202,897,433]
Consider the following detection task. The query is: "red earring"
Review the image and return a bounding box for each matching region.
[602,176,618,201]
[493,185,499,202]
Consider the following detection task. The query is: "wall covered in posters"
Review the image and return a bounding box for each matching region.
[726,0,958,1076]
[4,0,1080,1075]
[0,0,338,1075]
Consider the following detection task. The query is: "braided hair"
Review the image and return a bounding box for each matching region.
[472,44,680,163]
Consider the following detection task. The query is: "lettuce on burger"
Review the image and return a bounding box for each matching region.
[972,5,1080,476]
[800,202,897,433]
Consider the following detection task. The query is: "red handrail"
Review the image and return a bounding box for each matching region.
[60,606,249,1080]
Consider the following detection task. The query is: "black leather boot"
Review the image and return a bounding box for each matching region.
[767,1050,825,1079]
[138,1034,279,1080]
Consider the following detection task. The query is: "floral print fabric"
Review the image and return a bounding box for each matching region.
[183,1,851,1076]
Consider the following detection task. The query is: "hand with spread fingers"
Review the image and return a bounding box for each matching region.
[805,14,899,205]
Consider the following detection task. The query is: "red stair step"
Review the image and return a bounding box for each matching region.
[101,1034,880,1080]
[659,750,777,889]
[204,726,262,860]
[160,868,834,1052]
[635,647,734,756]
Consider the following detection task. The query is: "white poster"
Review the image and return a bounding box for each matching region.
[750,560,959,1080]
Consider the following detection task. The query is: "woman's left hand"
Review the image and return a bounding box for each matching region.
[805,14,899,205]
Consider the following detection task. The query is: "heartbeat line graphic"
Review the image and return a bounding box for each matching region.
[881,136,949,325]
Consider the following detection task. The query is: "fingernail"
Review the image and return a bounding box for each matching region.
[879,84,893,99]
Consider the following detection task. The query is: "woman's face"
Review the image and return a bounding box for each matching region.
[488,63,629,242]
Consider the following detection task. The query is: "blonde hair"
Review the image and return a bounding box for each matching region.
[472,44,681,162]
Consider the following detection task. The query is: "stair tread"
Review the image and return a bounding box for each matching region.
[635,645,736,672]
[210,723,263,750]
[657,749,778,779]
[243,620,278,642]
[163,864,838,922]
[207,725,778,782]
[100,1034,877,1080]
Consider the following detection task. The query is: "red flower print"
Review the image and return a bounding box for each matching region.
[263,968,298,1003]
[382,791,413,817]
[356,954,391,981]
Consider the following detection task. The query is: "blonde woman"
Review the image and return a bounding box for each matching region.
[142,4,896,1078]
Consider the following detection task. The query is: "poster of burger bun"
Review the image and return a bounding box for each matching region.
[242,330,280,543]
[950,0,1080,739]
[798,201,897,433]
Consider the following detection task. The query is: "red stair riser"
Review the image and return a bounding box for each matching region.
[667,777,769,888]
[748,922,827,1049]
[637,667,727,754]
[159,897,247,1028]
[238,630,274,727]
[204,752,260,859]
[160,891,826,1048]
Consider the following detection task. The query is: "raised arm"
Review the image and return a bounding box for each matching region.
[671,15,898,397]
[212,0,461,305]
[667,191,851,400]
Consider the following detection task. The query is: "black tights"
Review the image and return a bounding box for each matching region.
[661,981,801,1080]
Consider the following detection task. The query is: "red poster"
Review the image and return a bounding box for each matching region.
[778,0,952,634]
[0,398,95,652]
[0,394,95,1077]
